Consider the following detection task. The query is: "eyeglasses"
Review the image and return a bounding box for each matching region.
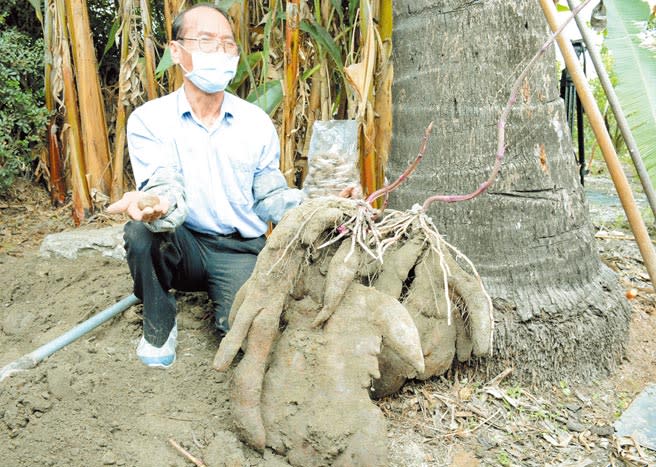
[178,37,239,56]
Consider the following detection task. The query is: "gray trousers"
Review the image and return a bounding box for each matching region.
[123,221,265,347]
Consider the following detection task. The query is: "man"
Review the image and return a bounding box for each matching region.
[107,3,304,369]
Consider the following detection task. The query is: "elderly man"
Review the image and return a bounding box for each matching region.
[108,3,304,368]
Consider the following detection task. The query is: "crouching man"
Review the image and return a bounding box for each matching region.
[107,3,303,368]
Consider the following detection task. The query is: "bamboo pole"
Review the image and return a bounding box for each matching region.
[65,0,112,198]
[540,0,656,292]
[567,0,656,222]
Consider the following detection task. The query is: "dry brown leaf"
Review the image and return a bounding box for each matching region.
[344,62,366,101]
[542,432,573,447]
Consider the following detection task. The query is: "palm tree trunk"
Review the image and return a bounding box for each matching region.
[389,0,631,384]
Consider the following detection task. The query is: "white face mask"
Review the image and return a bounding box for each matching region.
[181,51,239,94]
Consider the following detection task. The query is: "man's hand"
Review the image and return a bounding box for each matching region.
[106,191,170,223]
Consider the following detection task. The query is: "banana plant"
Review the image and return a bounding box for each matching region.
[605,0,656,185]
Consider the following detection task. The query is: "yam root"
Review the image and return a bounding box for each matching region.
[217,199,492,462]
[367,289,424,374]
[454,303,474,362]
[213,198,363,452]
[214,198,356,371]
[213,271,296,371]
[410,250,458,380]
[372,234,427,298]
[261,283,423,466]
[231,304,282,451]
[443,247,493,356]
[313,240,362,328]
[370,212,493,398]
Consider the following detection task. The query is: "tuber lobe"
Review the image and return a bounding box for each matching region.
[137,193,160,210]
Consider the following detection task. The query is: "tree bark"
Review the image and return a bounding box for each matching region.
[389,0,631,384]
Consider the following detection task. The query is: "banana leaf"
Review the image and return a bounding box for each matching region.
[155,47,174,79]
[28,0,43,25]
[101,17,121,61]
[214,0,240,9]
[300,19,344,69]
[605,0,656,184]
[246,80,283,116]
[230,51,264,91]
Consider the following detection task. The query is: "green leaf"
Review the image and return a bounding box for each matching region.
[246,80,283,115]
[229,51,264,91]
[349,0,359,25]
[27,0,43,26]
[214,0,239,10]
[302,64,321,81]
[261,4,280,87]
[155,47,174,79]
[101,17,121,62]
[300,19,343,69]
[605,0,656,184]
[331,0,343,21]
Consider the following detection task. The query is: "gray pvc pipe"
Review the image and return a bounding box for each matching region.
[0,294,140,382]
[568,0,656,222]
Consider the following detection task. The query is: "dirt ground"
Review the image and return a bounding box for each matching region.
[0,178,654,467]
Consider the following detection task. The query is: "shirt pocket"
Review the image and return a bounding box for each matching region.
[225,157,256,206]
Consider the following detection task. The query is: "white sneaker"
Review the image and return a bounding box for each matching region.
[136,323,177,369]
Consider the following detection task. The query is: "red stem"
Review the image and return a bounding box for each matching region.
[421,0,592,211]
[366,121,434,206]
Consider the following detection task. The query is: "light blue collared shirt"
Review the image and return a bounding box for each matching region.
[127,87,304,237]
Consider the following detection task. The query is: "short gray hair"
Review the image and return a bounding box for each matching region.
[172,3,231,40]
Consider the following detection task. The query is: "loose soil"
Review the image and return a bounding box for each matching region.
[0,178,654,467]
